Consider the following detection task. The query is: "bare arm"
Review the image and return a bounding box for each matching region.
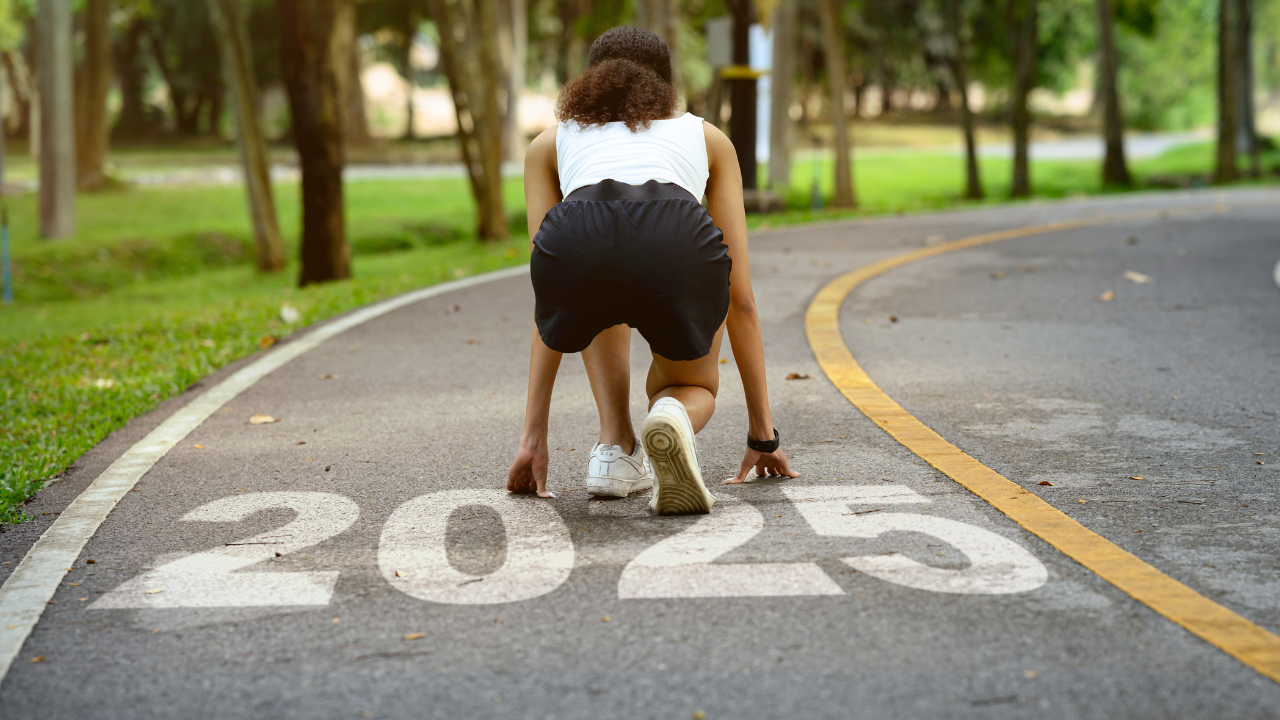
[703,122,797,481]
[508,128,564,497]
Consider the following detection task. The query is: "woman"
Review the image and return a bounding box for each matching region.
[506,26,796,514]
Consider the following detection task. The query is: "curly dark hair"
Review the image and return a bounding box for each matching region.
[555,26,676,132]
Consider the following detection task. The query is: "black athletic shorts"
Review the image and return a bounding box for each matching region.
[530,179,732,361]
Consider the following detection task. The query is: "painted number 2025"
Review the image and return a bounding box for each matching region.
[94,484,1047,609]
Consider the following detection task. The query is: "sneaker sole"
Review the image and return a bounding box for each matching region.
[642,412,713,515]
[586,476,653,498]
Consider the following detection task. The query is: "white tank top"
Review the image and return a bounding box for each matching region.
[556,113,709,200]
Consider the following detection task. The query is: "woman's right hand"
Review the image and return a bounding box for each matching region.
[507,441,553,498]
[723,446,799,484]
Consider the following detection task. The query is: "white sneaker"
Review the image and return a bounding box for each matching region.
[587,442,654,497]
[642,397,714,514]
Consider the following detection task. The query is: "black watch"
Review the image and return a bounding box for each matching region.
[747,428,780,454]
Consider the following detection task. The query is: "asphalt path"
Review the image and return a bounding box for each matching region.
[2,187,1278,719]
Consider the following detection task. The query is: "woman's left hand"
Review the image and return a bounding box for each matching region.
[723,448,799,484]
[507,443,554,498]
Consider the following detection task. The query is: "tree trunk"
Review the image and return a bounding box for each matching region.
[74,0,111,191]
[502,0,527,162]
[208,0,285,273]
[3,52,33,141]
[1009,0,1037,198]
[1215,0,1238,183]
[818,0,854,207]
[345,28,370,147]
[1096,0,1130,187]
[767,0,796,190]
[555,0,578,85]
[398,10,418,140]
[38,0,75,238]
[1236,0,1259,178]
[426,0,508,241]
[279,0,351,285]
[727,0,758,191]
[945,0,982,200]
[113,19,148,138]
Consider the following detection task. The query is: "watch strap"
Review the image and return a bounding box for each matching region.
[747,428,780,454]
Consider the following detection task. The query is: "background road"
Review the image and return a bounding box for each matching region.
[2,188,1278,719]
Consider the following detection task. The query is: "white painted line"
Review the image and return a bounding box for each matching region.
[0,265,531,679]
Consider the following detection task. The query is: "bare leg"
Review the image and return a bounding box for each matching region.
[645,325,726,432]
[581,324,636,454]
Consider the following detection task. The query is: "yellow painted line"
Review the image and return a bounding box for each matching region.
[804,205,1280,685]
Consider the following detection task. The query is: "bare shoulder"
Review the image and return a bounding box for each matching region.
[701,121,736,170]
[526,125,559,170]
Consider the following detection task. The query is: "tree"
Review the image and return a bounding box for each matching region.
[147,0,226,136]
[501,0,527,162]
[818,0,854,207]
[725,0,759,192]
[426,0,508,241]
[38,0,75,238]
[74,0,111,190]
[1236,0,1259,178]
[767,0,796,190]
[1008,0,1037,198]
[279,0,352,284]
[1096,0,1130,186]
[943,0,983,199]
[208,0,285,273]
[112,15,150,138]
[1215,0,1238,183]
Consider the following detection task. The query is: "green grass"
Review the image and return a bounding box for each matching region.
[1,140,1277,524]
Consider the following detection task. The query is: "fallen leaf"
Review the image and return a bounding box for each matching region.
[785,373,810,380]
[403,632,424,641]
[990,271,1006,280]
[93,378,116,389]
[1038,481,1054,486]
[297,441,306,445]
[601,616,611,622]
[146,589,163,594]
[395,570,406,578]
[719,358,727,364]
[693,711,706,720]
[466,339,482,345]
[316,374,339,380]
[30,657,45,663]
[1258,461,1266,465]
[249,414,278,425]
[1078,500,1087,504]
[280,304,300,324]
[1123,270,1152,284]
[6,625,16,629]
[332,618,340,624]
[1096,290,1115,302]
[1023,670,1038,678]
[193,444,205,449]
[259,335,278,349]
[86,559,95,564]
[889,316,899,323]
[200,338,215,348]
[68,583,80,587]
[1129,476,1144,480]
[1256,453,1267,456]
[77,598,87,602]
